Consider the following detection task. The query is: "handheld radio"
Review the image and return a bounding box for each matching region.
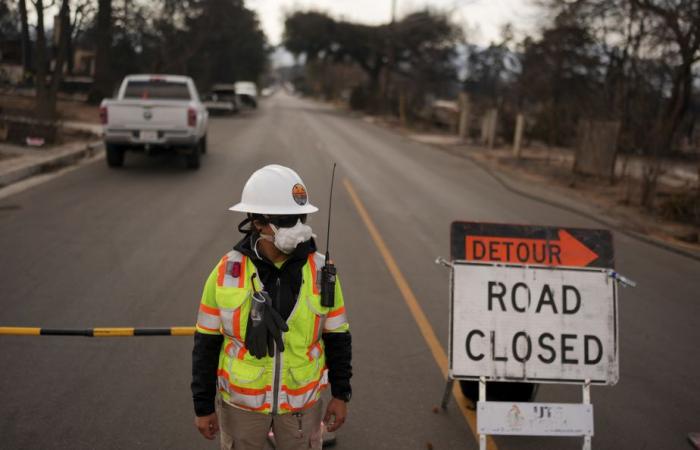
[320,163,337,307]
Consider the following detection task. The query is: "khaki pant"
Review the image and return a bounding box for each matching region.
[217,397,323,450]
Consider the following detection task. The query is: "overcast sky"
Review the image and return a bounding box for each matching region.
[247,0,542,47]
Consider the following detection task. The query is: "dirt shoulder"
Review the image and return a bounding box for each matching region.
[0,91,99,124]
[365,115,700,257]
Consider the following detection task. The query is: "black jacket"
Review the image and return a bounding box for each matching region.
[191,235,352,416]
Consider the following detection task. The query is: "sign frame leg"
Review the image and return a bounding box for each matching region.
[440,378,455,410]
[582,379,592,450]
[479,376,487,450]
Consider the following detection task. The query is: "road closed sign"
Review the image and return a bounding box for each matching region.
[450,263,618,385]
[448,222,618,385]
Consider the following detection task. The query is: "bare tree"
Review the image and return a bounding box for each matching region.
[88,0,112,103]
[630,0,700,207]
[33,0,71,120]
[66,0,96,74]
[18,0,32,75]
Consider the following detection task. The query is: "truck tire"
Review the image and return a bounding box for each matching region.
[106,144,125,168]
[200,136,207,154]
[185,142,201,170]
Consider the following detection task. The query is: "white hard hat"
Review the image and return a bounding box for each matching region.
[229,164,319,215]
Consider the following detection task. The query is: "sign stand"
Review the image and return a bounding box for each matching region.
[469,376,594,450]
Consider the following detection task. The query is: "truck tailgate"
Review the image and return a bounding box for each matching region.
[106,100,191,130]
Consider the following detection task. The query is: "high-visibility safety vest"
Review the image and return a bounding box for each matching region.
[196,250,349,415]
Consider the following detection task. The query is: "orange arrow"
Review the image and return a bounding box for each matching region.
[465,229,599,267]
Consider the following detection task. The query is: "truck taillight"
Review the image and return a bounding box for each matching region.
[99,106,108,125]
[187,108,197,127]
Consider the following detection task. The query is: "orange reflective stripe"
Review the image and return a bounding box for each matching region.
[283,378,321,396]
[238,255,247,288]
[308,254,319,295]
[327,306,346,318]
[237,345,247,360]
[234,402,271,412]
[229,384,271,396]
[218,369,271,395]
[233,308,241,340]
[199,304,220,316]
[307,315,321,361]
[217,256,229,287]
[197,323,220,333]
[280,397,320,412]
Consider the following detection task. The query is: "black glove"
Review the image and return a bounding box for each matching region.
[244,289,289,359]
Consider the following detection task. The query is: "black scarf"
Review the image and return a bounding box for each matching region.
[233,234,317,321]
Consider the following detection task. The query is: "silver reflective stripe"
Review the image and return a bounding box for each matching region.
[225,338,245,358]
[308,344,322,360]
[218,375,230,394]
[283,369,328,410]
[318,316,327,336]
[220,309,234,336]
[197,310,220,330]
[323,313,348,331]
[313,252,325,267]
[313,253,325,293]
[228,390,269,410]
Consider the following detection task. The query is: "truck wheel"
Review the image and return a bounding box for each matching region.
[200,136,207,154]
[106,144,125,168]
[185,143,201,170]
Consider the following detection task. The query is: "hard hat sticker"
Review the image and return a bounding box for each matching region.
[292,184,308,205]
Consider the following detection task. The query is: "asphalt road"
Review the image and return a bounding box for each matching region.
[1,92,698,450]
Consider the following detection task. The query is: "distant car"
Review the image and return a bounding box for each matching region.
[235,81,258,108]
[100,74,209,169]
[203,83,239,115]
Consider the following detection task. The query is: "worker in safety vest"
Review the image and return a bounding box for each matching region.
[191,165,352,450]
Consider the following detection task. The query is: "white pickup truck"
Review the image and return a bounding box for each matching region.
[100,74,209,169]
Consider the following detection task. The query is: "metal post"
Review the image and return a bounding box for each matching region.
[479,377,487,450]
[582,379,592,450]
[513,113,524,158]
[440,378,454,410]
[458,92,470,141]
[487,109,498,149]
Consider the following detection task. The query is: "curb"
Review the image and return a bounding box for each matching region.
[0,140,103,188]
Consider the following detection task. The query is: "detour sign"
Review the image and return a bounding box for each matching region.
[451,222,614,269]
[448,222,618,385]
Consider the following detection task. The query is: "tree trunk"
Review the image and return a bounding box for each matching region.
[33,0,71,121]
[18,0,32,76]
[34,0,51,119]
[88,0,113,104]
[48,0,71,106]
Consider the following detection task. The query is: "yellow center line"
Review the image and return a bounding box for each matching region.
[343,177,498,450]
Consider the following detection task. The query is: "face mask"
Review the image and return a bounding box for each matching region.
[269,220,315,254]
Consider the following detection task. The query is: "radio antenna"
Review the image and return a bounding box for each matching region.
[320,163,338,308]
[325,163,337,259]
